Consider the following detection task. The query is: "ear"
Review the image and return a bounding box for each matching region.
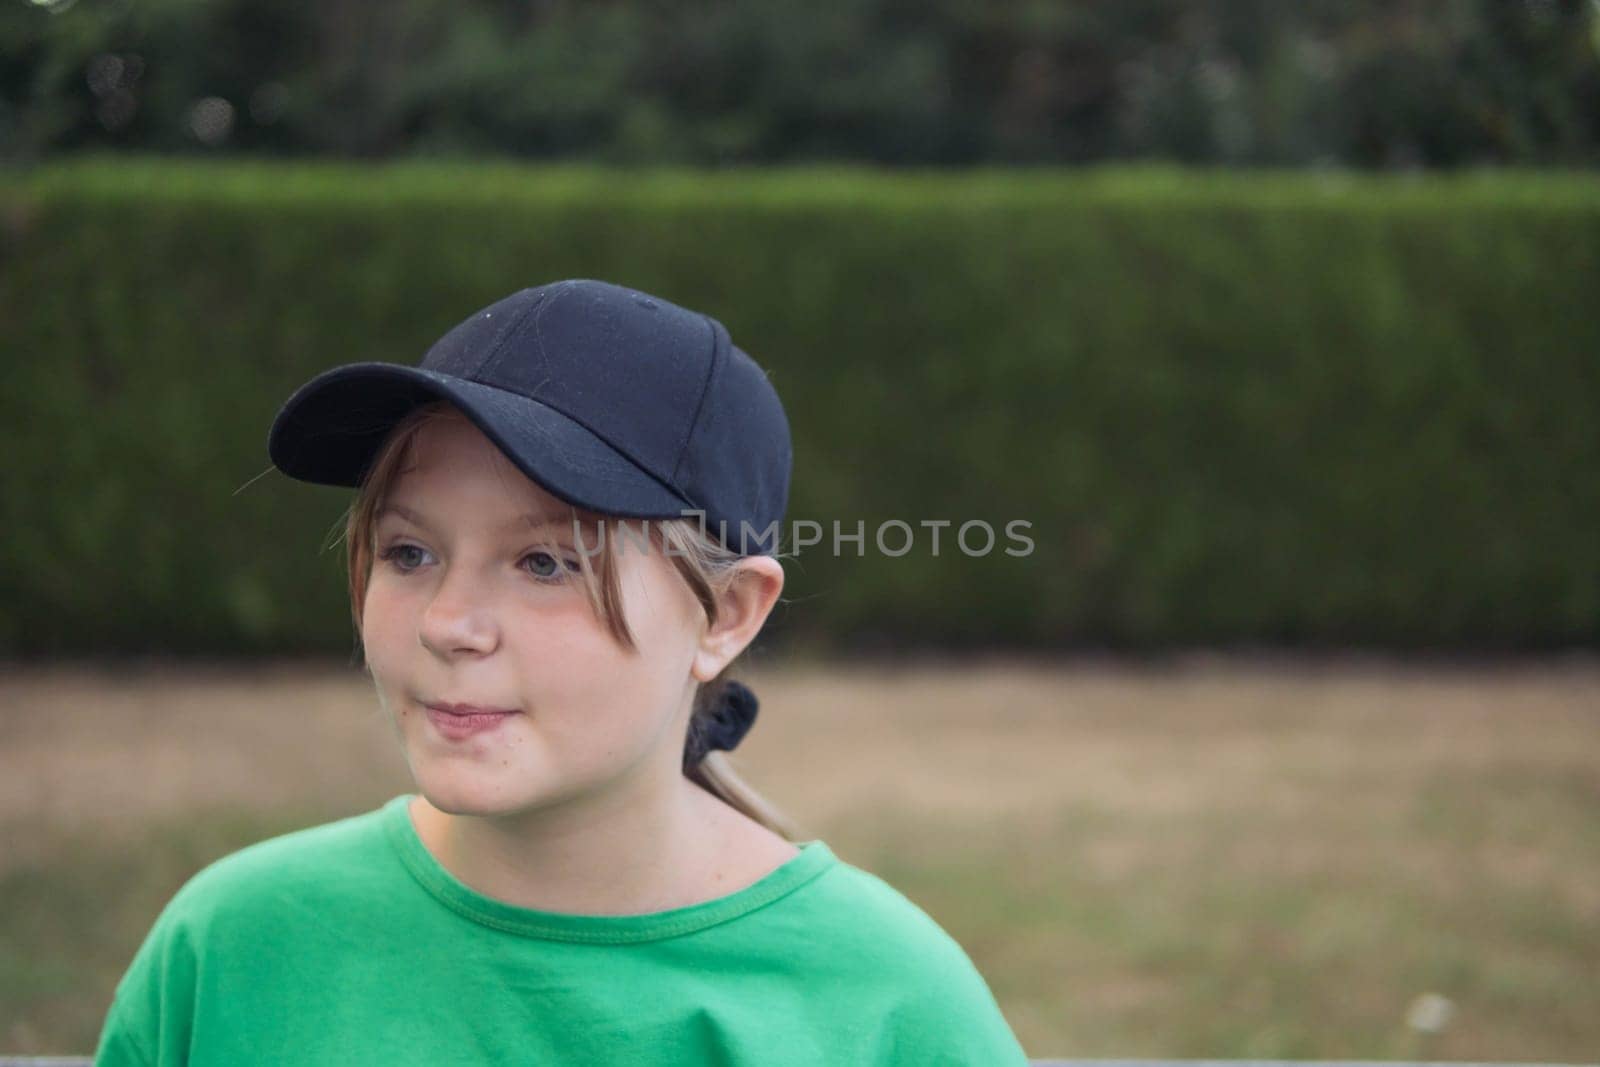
[690,556,785,682]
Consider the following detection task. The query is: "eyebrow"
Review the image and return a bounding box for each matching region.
[378,502,578,535]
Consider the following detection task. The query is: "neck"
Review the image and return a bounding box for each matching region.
[408,773,737,916]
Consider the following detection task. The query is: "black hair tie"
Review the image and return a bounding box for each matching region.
[688,680,759,767]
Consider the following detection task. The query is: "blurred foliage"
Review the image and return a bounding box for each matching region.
[1,160,1597,656]
[2,0,1598,168]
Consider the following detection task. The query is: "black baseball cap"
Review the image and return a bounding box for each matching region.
[267,279,792,556]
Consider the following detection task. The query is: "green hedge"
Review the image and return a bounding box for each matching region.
[3,159,1597,655]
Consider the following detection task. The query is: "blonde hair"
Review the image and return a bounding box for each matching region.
[340,400,802,841]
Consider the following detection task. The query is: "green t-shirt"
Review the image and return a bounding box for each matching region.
[94,795,1030,1065]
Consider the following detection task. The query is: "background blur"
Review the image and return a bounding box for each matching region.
[2,0,1597,1060]
[6,0,1600,167]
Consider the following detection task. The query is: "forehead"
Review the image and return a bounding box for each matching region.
[387,415,578,521]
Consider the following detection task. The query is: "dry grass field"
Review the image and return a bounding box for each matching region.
[2,655,1597,1060]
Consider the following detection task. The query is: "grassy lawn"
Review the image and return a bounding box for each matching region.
[2,656,1596,1060]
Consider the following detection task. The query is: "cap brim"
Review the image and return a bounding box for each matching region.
[267,363,694,520]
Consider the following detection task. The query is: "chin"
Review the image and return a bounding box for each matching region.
[410,762,535,818]
[412,755,569,825]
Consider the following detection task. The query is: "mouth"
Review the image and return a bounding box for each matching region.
[420,700,521,741]
[424,700,520,717]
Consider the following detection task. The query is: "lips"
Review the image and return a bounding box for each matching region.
[425,701,519,716]
[421,701,521,742]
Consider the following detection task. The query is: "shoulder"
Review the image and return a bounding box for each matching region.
[807,857,987,980]
[97,803,404,1063]
[153,802,397,940]
[796,853,1031,1063]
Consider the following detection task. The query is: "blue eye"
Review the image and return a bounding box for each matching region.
[377,543,577,586]
[378,544,431,572]
[524,551,578,583]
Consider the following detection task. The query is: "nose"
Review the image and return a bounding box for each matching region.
[417,566,499,659]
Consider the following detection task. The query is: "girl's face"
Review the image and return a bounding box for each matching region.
[361,415,707,819]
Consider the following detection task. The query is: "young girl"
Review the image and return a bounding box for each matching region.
[94,279,1030,1065]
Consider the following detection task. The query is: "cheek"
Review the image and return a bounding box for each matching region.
[360,581,414,678]
[511,605,635,705]
[520,605,682,741]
